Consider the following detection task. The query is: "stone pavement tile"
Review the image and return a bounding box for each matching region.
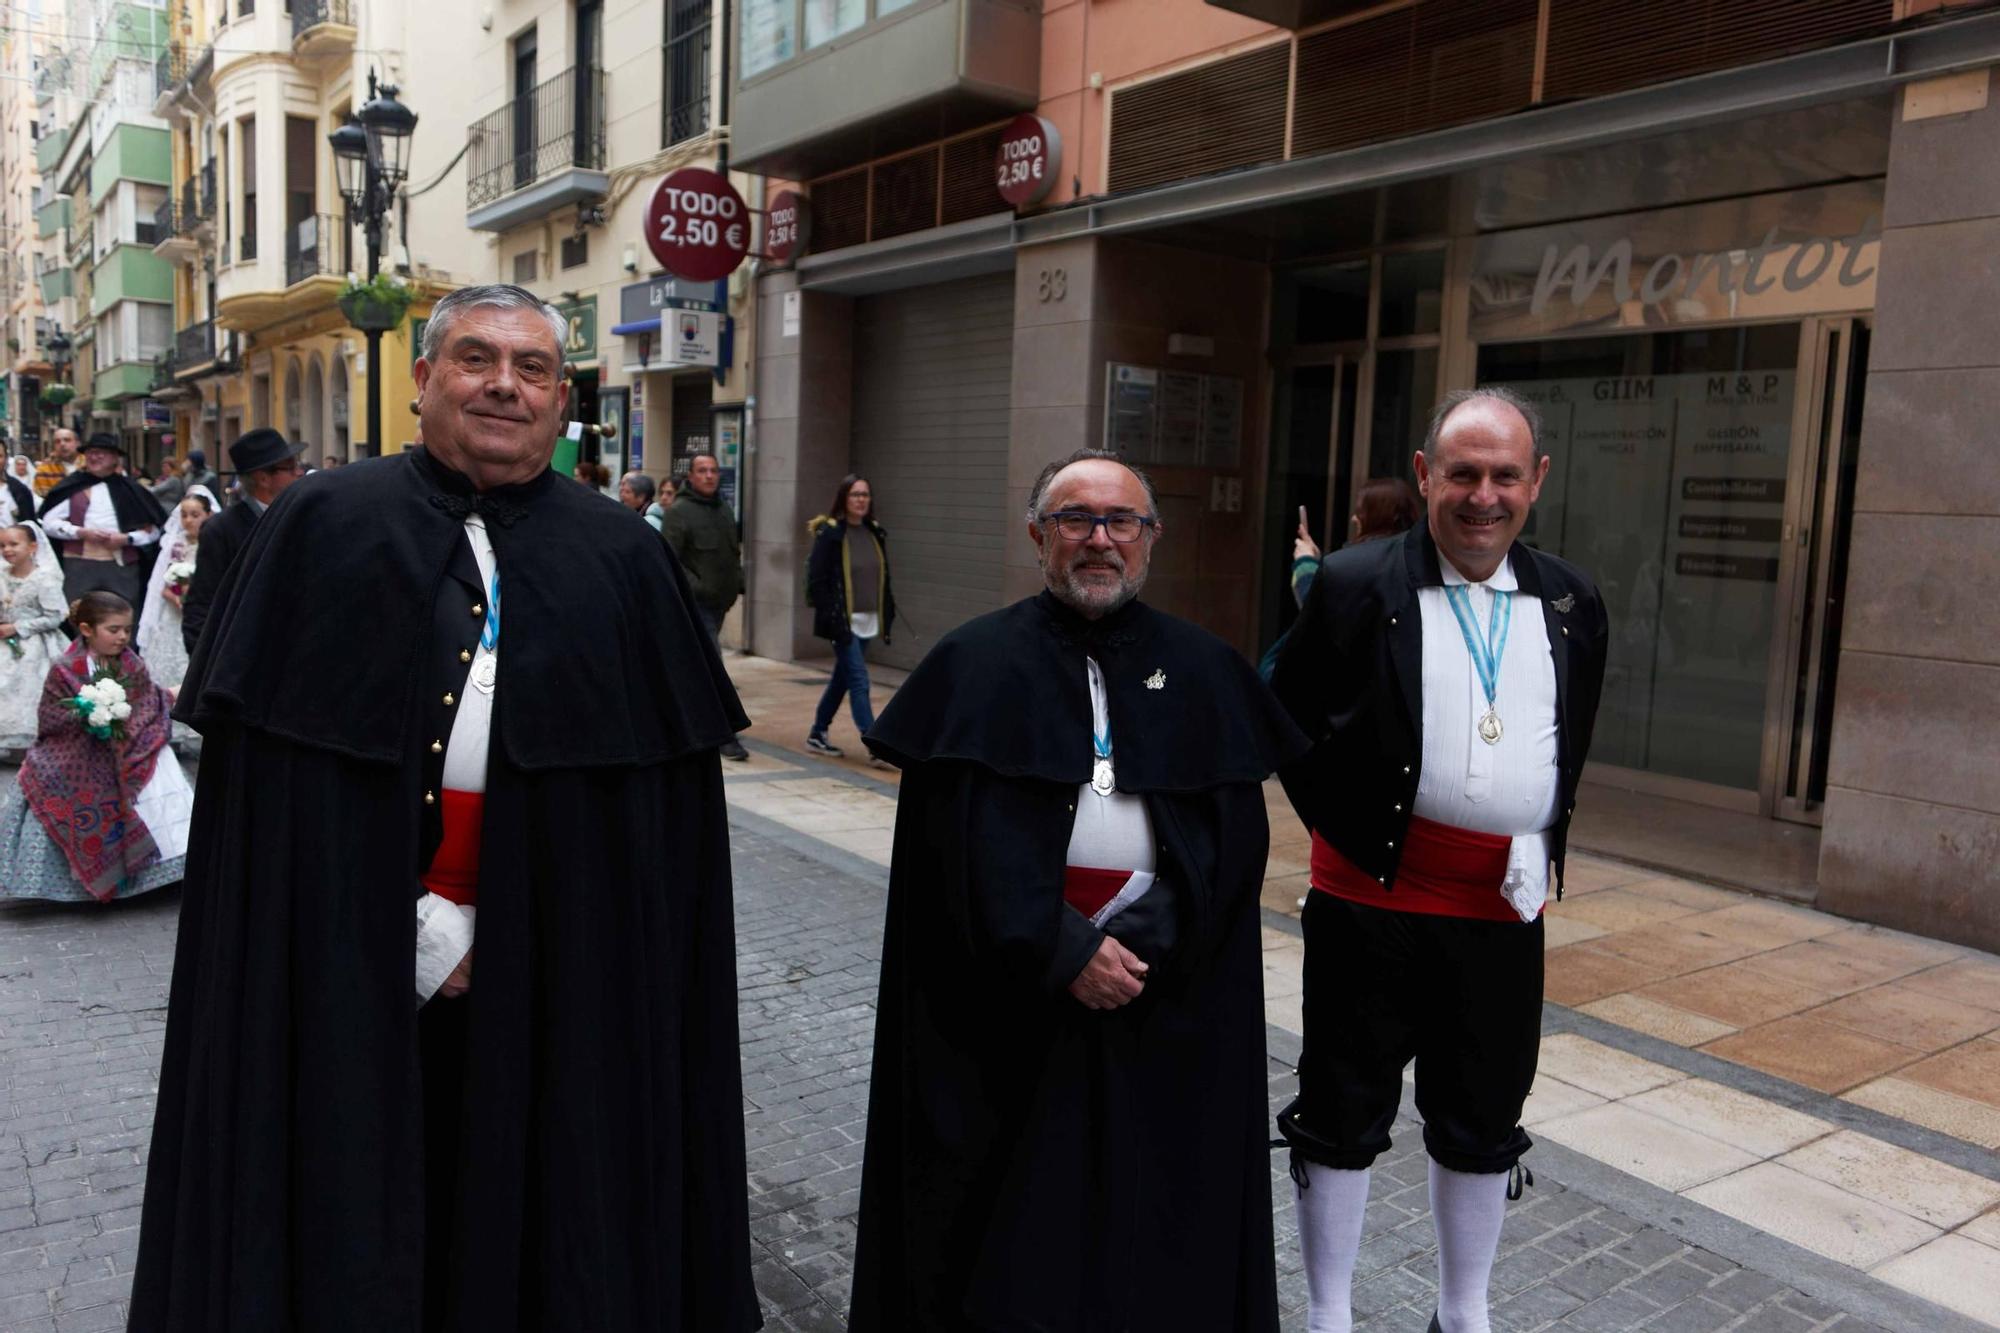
[1820,923,1968,972]
[1560,855,1653,894]
[1535,1034,1683,1101]
[1806,981,2000,1052]
[1900,1037,2000,1111]
[1545,914,1610,950]
[1544,946,1677,1007]
[1634,1294,1740,1333]
[1577,921,1765,977]
[719,749,806,778]
[1559,890,1702,934]
[1964,1208,2000,1249]
[1685,1162,1940,1269]
[1260,870,1313,918]
[1636,960,1831,1029]
[1610,876,1744,913]
[1577,994,1735,1048]
[1490,1277,1586,1330]
[1754,937,1946,998]
[1535,1103,1757,1192]
[1623,1079,1832,1159]
[1899,957,2000,1014]
[1554,1286,1663,1331]
[1700,1015,1919,1094]
[1778,1129,2000,1229]
[1520,1072,1605,1129]
[1685,900,1847,951]
[1870,1233,2000,1328]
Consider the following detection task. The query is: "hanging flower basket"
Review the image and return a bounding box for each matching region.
[336,272,415,333]
[38,383,77,410]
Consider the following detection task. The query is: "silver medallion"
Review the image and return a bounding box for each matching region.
[1091,757,1115,796]
[472,656,498,694]
[1477,707,1503,745]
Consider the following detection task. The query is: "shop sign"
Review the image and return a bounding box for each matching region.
[1471,181,1883,340]
[556,295,597,365]
[618,276,723,325]
[122,400,146,429]
[766,190,808,263]
[644,168,750,282]
[143,399,171,427]
[996,114,1061,208]
[668,309,723,367]
[1102,363,1242,470]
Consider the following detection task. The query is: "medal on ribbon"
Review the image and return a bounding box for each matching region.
[1444,582,1512,746]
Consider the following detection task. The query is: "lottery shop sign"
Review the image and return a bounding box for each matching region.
[644,167,750,282]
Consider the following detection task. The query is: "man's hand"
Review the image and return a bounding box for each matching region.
[1292,509,1320,564]
[438,948,473,999]
[1067,936,1148,1010]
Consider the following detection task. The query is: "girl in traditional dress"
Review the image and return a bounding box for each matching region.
[0,524,70,756]
[136,486,217,691]
[0,590,195,902]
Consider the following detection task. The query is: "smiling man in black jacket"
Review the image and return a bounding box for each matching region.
[1271,387,1608,1333]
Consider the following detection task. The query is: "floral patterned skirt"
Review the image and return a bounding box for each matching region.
[0,770,186,902]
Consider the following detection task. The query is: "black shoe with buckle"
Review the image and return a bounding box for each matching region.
[721,738,749,761]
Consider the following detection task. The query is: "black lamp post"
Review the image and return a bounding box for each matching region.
[330,72,417,456]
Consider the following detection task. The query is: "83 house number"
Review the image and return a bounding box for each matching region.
[1037,268,1067,303]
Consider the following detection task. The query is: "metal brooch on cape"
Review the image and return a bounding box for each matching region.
[1144,669,1166,690]
[1551,594,1575,613]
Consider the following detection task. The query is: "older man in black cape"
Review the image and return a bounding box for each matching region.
[851,449,1305,1332]
[130,285,761,1333]
[38,433,167,613]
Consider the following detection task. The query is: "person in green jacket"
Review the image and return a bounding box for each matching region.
[661,452,749,760]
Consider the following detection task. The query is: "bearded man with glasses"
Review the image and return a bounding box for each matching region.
[849,448,1306,1332]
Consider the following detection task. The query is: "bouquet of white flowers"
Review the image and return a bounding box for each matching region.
[165,560,197,597]
[66,674,134,742]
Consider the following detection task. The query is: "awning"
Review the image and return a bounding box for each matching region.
[610,317,661,337]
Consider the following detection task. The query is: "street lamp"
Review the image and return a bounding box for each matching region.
[45,327,72,434]
[329,72,417,458]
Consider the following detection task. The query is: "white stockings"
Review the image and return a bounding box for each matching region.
[1429,1161,1507,1333]
[1293,1162,1370,1333]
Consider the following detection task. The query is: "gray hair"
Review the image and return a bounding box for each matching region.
[1423,386,1544,460]
[420,283,568,362]
[620,471,655,503]
[1024,448,1160,524]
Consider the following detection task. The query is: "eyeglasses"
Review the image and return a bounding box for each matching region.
[1042,510,1155,543]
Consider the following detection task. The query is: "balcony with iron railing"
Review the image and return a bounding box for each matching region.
[151,349,177,391]
[292,0,355,56]
[465,65,608,232]
[195,161,217,225]
[153,194,200,260]
[175,318,216,368]
[285,213,346,287]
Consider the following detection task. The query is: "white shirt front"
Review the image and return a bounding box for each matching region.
[1414,556,1560,918]
[42,481,162,547]
[1064,657,1156,927]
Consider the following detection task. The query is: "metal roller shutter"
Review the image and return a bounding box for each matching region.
[850,271,1015,672]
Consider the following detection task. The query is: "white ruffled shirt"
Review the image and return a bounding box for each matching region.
[413,517,498,1002]
[1414,556,1560,921]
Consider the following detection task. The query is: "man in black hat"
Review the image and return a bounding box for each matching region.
[39,433,168,612]
[179,428,303,653]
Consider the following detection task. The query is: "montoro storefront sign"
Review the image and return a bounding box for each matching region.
[1531,218,1879,317]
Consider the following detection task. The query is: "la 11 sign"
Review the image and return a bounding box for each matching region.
[645,167,750,281]
[996,113,1061,208]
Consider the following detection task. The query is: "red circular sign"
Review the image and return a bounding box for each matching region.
[644,167,750,281]
[996,113,1061,208]
[766,189,809,263]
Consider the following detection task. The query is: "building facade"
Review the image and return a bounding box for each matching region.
[731,0,2000,949]
[454,0,749,527]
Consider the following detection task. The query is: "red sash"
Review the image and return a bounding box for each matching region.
[421,789,483,906]
[1063,866,1132,920]
[1311,815,1530,922]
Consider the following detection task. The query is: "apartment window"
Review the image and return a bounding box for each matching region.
[513,250,538,283]
[742,0,917,77]
[240,116,257,261]
[663,0,710,146]
[560,232,587,269]
[805,0,863,49]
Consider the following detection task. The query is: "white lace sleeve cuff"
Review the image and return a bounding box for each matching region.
[414,892,476,1004]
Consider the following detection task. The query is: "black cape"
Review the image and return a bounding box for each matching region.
[5,474,33,525]
[38,467,168,532]
[851,592,1306,1332]
[130,450,761,1333]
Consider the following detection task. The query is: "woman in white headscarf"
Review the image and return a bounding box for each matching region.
[0,521,67,755]
[137,484,217,692]
[1,457,35,528]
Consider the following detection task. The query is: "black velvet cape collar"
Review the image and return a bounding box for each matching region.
[39,469,168,532]
[178,447,748,768]
[865,590,1305,793]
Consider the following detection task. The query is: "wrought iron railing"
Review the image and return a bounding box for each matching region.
[152,350,177,390]
[285,213,345,285]
[291,0,352,40]
[199,160,217,221]
[175,320,214,366]
[663,4,711,147]
[465,65,605,209]
[153,196,180,243]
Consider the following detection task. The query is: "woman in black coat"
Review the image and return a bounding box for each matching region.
[804,475,894,760]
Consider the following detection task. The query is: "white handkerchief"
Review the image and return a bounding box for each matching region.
[1500,832,1549,924]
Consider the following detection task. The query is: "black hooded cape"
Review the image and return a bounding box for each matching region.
[130,449,761,1333]
[851,592,1306,1333]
